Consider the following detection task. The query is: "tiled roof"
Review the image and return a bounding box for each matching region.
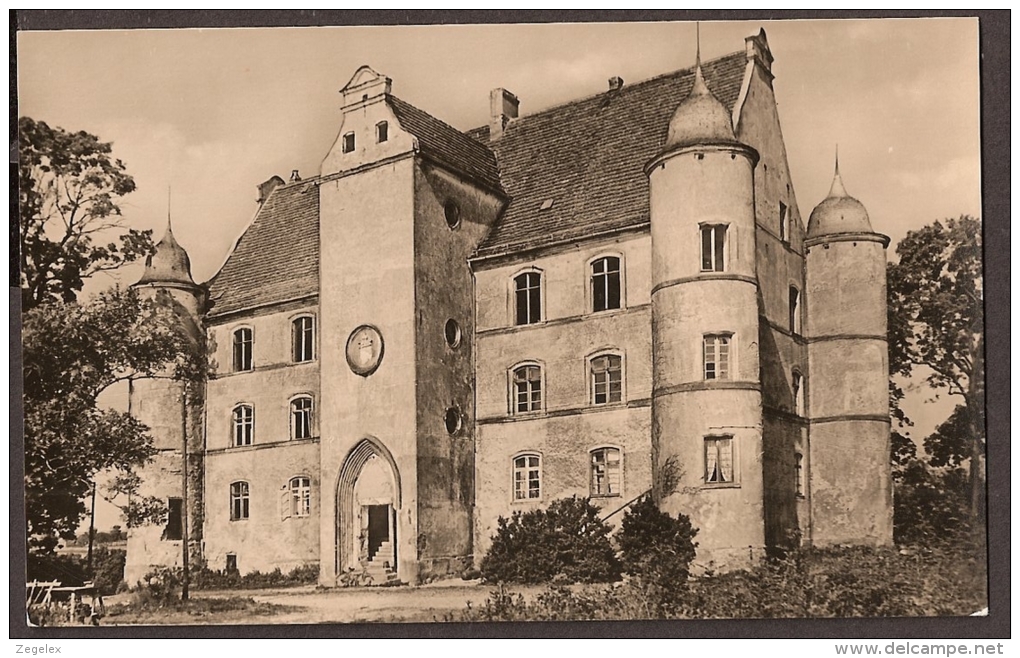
[388,96,503,193]
[205,180,320,317]
[473,51,748,257]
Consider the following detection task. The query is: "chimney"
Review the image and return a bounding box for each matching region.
[256,175,285,205]
[608,76,624,92]
[489,88,519,140]
[290,169,301,182]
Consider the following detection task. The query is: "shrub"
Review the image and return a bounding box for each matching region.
[480,496,621,584]
[27,552,88,587]
[893,459,971,544]
[190,560,319,590]
[91,547,126,596]
[134,566,184,607]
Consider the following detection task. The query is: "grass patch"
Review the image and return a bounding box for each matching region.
[105,595,296,625]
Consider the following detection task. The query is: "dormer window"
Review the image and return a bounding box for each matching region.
[376,121,388,143]
[342,132,356,153]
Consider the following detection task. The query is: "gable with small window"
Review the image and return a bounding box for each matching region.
[590,353,623,405]
[232,327,253,372]
[292,316,315,362]
[513,453,542,501]
[230,481,250,521]
[590,447,622,497]
[590,255,622,312]
[511,363,543,414]
[232,404,254,446]
[700,224,727,272]
[704,436,735,484]
[703,334,731,380]
[512,270,542,325]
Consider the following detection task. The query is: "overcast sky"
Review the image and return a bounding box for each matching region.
[18,18,980,528]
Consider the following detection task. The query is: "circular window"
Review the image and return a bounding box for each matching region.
[444,201,461,230]
[444,318,462,348]
[445,407,462,435]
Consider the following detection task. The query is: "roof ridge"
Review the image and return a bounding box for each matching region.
[469,49,745,138]
[389,94,477,142]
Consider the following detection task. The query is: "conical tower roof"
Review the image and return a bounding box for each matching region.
[135,220,198,288]
[807,152,873,238]
[664,50,740,150]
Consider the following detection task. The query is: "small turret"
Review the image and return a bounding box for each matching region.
[665,63,742,150]
[136,221,199,290]
[807,155,873,238]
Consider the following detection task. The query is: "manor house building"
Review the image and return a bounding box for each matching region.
[125,30,893,586]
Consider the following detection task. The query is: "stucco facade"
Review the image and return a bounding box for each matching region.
[125,29,893,585]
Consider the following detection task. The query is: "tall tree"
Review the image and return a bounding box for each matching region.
[23,287,201,552]
[18,116,151,310]
[887,215,984,519]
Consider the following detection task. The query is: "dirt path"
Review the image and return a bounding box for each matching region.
[189,581,536,624]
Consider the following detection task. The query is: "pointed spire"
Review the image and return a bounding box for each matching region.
[691,22,710,97]
[164,185,174,238]
[828,145,849,198]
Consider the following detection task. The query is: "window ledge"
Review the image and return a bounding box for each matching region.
[209,437,320,455]
[700,482,741,490]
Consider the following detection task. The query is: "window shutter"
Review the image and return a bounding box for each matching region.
[279,489,291,521]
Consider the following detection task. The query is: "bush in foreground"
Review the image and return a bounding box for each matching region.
[617,494,698,611]
[463,536,986,621]
[480,496,621,584]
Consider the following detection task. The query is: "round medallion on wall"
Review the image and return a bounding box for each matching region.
[346,324,384,376]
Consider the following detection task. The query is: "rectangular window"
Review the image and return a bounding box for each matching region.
[591,354,623,405]
[591,256,621,312]
[789,287,801,334]
[514,272,542,325]
[342,131,355,153]
[232,405,254,446]
[513,455,541,501]
[792,371,804,416]
[292,316,314,362]
[701,224,727,272]
[795,452,805,497]
[705,436,734,484]
[226,554,238,573]
[590,448,622,496]
[164,498,183,541]
[376,121,388,143]
[232,328,253,372]
[703,335,731,380]
[230,482,250,521]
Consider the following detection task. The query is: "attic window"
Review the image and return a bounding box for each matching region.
[342,132,355,153]
[445,201,461,229]
[376,121,388,144]
[539,199,554,211]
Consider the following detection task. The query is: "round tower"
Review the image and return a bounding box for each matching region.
[124,220,205,585]
[645,59,765,569]
[804,157,892,547]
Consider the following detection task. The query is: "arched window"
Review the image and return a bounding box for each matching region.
[513,454,541,501]
[511,364,543,414]
[792,371,805,416]
[703,334,731,380]
[230,481,250,521]
[700,224,727,272]
[290,476,311,517]
[292,316,314,362]
[232,405,254,446]
[290,396,313,440]
[232,327,253,372]
[513,270,542,325]
[590,353,623,405]
[590,447,622,497]
[376,121,388,144]
[590,256,621,312]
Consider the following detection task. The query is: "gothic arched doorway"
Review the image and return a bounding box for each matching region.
[335,438,401,583]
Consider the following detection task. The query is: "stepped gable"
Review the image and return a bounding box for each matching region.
[205,180,320,317]
[472,51,747,258]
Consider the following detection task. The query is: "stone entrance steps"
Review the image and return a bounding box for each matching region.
[365,540,398,584]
